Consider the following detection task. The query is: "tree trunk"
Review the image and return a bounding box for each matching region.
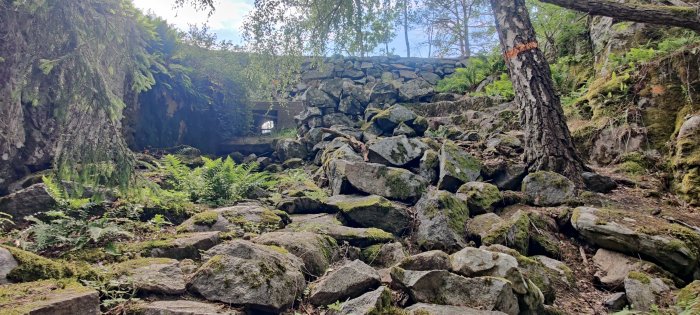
[462,0,471,58]
[489,0,587,185]
[540,0,700,32]
[404,0,411,57]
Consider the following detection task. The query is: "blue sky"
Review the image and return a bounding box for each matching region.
[131,0,429,57]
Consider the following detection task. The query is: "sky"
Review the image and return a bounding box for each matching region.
[131,0,426,57]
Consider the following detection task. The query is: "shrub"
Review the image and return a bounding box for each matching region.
[162,155,276,206]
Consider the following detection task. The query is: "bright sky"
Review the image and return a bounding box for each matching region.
[131,0,426,57]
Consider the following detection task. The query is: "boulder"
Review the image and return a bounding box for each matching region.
[328,195,412,235]
[393,122,417,137]
[449,247,528,294]
[521,171,575,206]
[467,211,530,255]
[368,105,417,135]
[582,172,617,193]
[284,213,394,247]
[177,203,288,235]
[437,141,482,192]
[0,246,18,284]
[344,161,428,202]
[674,280,700,314]
[405,304,508,315]
[418,149,440,184]
[397,250,451,271]
[276,139,308,161]
[303,87,336,108]
[571,207,700,279]
[253,231,338,278]
[327,286,392,315]
[603,292,628,311]
[189,240,306,313]
[457,182,502,215]
[368,82,399,106]
[0,183,57,226]
[0,279,100,315]
[308,259,381,305]
[367,135,427,167]
[415,190,470,252]
[624,272,670,312]
[137,232,221,260]
[390,269,519,315]
[361,242,406,268]
[673,115,700,205]
[133,300,240,315]
[399,78,434,102]
[592,248,666,289]
[112,258,187,295]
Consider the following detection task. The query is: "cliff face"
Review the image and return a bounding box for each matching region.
[0,0,146,194]
[0,1,250,194]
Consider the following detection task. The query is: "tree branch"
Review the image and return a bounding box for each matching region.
[540,0,700,32]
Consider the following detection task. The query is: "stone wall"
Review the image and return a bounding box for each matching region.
[292,56,464,135]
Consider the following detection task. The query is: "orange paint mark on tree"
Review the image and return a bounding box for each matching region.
[504,41,539,59]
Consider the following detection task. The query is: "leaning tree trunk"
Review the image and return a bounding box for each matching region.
[489,0,587,185]
[540,0,700,32]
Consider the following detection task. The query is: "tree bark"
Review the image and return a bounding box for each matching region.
[540,0,700,32]
[489,0,587,185]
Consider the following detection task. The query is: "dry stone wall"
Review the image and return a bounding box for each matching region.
[292,56,464,135]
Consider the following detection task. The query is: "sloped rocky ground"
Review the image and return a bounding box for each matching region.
[1,97,700,315]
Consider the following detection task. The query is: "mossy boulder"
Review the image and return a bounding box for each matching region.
[0,279,99,315]
[418,149,440,184]
[283,213,394,247]
[360,242,406,268]
[177,203,288,235]
[344,161,428,203]
[437,141,482,192]
[253,231,338,277]
[368,105,418,135]
[110,258,186,295]
[189,240,306,313]
[467,211,530,255]
[673,115,700,206]
[327,286,393,315]
[449,247,528,295]
[415,190,470,252]
[276,139,308,161]
[390,268,519,314]
[0,245,97,283]
[571,207,700,279]
[397,250,451,271]
[521,171,575,206]
[675,280,700,314]
[125,232,221,260]
[328,194,412,235]
[0,247,18,284]
[624,271,671,312]
[457,181,502,215]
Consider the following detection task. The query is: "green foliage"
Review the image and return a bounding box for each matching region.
[327,300,344,311]
[0,212,13,229]
[436,52,505,93]
[470,73,515,100]
[162,155,276,206]
[20,211,132,256]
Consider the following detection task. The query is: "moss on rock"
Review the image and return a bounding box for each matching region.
[1,245,97,283]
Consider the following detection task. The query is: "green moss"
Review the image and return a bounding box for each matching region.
[482,211,530,255]
[192,211,219,227]
[361,244,382,262]
[618,161,646,176]
[676,281,700,312]
[436,191,470,235]
[442,141,482,182]
[366,228,393,241]
[1,246,96,282]
[627,271,651,284]
[265,245,290,255]
[458,182,502,213]
[0,279,94,315]
[335,195,389,213]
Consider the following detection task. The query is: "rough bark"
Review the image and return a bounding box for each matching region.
[489,0,587,185]
[540,0,700,32]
